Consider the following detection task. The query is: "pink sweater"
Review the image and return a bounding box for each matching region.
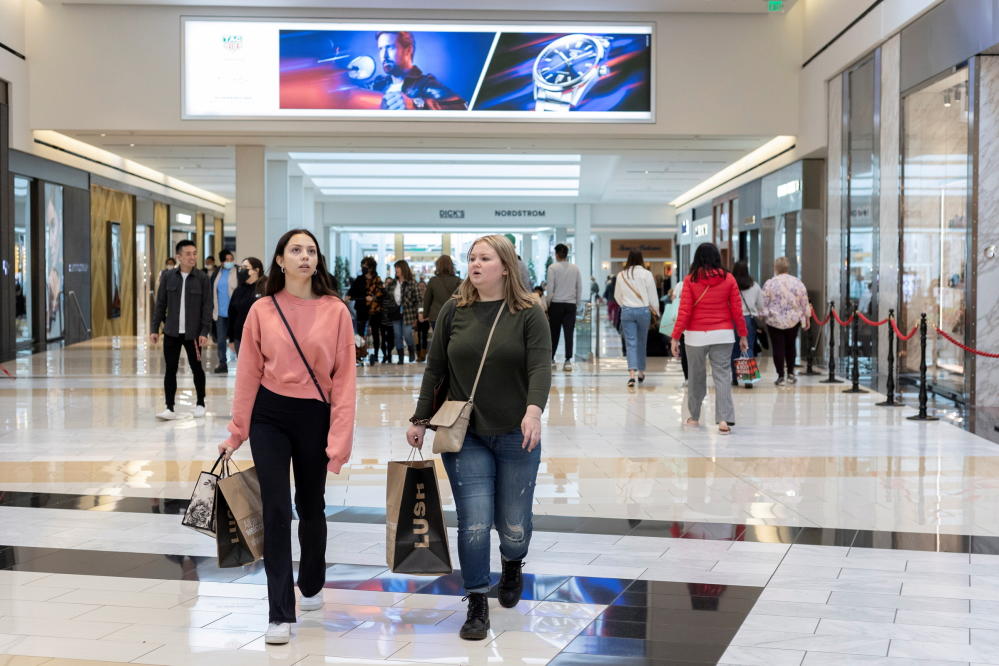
[225,291,357,473]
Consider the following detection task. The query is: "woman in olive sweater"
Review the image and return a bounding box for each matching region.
[407,235,552,642]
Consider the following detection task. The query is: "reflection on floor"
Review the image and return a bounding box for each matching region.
[0,336,997,664]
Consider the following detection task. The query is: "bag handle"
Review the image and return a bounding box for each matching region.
[271,295,330,405]
[468,303,505,403]
[693,284,711,308]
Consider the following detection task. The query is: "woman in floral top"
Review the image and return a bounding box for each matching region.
[760,256,810,386]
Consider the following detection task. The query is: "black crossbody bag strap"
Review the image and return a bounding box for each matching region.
[271,295,330,405]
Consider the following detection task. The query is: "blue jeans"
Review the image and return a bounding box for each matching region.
[620,306,651,372]
[392,320,414,351]
[441,428,541,594]
[731,315,758,380]
[215,317,229,366]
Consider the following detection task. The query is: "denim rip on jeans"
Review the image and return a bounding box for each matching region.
[620,306,651,372]
[440,427,542,594]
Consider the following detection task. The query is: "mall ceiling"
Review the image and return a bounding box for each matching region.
[64,134,771,205]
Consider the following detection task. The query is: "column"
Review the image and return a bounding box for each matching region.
[265,159,289,262]
[574,204,592,285]
[825,76,843,364]
[975,56,999,408]
[877,36,901,395]
[235,146,265,262]
[288,175,305,231]
[522,234,534,286]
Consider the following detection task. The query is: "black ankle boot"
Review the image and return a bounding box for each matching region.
[459,593,490,640]
[498,559,525,608]
[407,345,415,363]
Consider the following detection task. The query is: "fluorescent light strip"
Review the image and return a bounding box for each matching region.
[319,188,578,197]
[289,152,581,163]
[300,163,581,178]
[310,177,578,189]
[669,136,796,208]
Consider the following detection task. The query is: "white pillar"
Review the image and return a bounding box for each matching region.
[522,234,534,286]
[266,160,289,260]
[235,146,265,262]
[288,175,305,231]
[575,204,593,286]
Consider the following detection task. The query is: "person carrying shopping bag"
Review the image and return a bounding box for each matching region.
[218,229,357,646]
[730,260,763,389]
[670,243,748,434]
[406,234,552,641]
[614,250,660,387]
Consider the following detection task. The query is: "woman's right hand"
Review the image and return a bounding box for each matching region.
[218,442,233,461]
[671,338,680,357]
[406,424,427,449]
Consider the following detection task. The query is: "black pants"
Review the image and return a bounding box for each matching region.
[380,317,396,359]
[548,302,577,361]
[679,334,689,380]
[163,335,206,410]
[768,324,800,378]
[249,386,330,623]
[416,320,430,354]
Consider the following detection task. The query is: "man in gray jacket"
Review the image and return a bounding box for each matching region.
[150,239,212,420]
[545,243,583,371]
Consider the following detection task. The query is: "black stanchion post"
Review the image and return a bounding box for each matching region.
[907,313,938,421]
[820,300,843,384]
[877,309,903,407]
[803,316,821,375]
[843,303,867,393]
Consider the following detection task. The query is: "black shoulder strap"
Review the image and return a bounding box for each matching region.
[271,295,330,405]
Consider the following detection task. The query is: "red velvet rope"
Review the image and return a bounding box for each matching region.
[831,308,855,327]
[935,327,999,358]
[856,312,890,327]
[890,318,919,341]
[0,366,11,378]
[810,305,831,327]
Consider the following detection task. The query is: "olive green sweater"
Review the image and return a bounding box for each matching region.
[414,299,552,435]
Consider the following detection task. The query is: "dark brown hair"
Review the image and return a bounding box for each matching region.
[624,250,644,271]
[434,254,456,277]
[243,256,268,296]
[394,259,414,283]
[265,229,338,298]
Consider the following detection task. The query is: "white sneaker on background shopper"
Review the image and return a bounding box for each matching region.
[265,622,291,644]
[191,405,206,419]
[155,409,178,421]
[299,593,323,611]
[563,360,573,372]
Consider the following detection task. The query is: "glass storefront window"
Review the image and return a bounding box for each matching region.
[43,183,65,341]
[900,68,970,391]
[844,56,879,372]
[13,177,32,348]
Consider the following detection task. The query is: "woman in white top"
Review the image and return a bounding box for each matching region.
[730,260,763,388]
[614,251,660,387]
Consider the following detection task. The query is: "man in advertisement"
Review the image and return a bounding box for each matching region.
[369,31,467,111]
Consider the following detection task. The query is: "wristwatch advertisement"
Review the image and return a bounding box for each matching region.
[533,34,611,112]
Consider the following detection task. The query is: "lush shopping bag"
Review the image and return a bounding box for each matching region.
[386,455,452,575]
[735,355,762,384]
[217,462,265,562]
[182,453,225,537]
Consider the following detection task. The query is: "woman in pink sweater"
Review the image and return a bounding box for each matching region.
[218,229,356,645]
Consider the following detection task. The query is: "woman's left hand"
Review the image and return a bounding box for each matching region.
[739,336,749,353]
[521,411,542,452]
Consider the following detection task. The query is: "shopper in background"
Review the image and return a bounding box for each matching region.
[219,229,356,646]
[407,234,551,642]
[391,260,421,363]
[150,239,212,421]
[204,255,217,278]
[614,250,659,387]
[730,260,762,388]
[670,243,748,434]
[761,256,810,386]
[212,248,238,374]
[227,257,267,357]
[424,255,462,329]
[349,257,386,364]
[381,277,400,363]
[670,275,690,385]
[545,243,583,372]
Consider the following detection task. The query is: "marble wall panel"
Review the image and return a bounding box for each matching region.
[827,76,843,319]
[975,57,999,406]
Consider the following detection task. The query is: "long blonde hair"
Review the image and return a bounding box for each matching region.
[455,235,536,313]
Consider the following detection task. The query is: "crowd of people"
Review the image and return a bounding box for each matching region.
[146,234,812,644]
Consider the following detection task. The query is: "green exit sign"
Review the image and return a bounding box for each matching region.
[768,0,784,11]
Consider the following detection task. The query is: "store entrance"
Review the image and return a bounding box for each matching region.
[737,229,761,283]
[13,176,32,351]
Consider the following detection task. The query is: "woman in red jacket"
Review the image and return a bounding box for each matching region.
[670,243,748,434]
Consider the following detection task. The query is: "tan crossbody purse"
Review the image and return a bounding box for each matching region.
[429,304,505,454]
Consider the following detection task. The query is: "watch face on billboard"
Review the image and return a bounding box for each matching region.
[183,19,653,121]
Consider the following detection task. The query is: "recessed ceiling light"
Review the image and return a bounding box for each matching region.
[288,152,580,163]
[100,133,106,137]
[129,143,135,147]
[310,177,578,190]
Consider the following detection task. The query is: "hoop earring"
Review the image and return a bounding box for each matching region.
[281,267,286,274]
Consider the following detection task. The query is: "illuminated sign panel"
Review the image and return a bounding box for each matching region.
[183,19,653,121]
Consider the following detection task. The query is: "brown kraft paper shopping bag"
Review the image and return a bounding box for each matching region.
[218,464,265,562]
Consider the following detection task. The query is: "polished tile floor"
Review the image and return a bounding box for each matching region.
[0,336,997,664]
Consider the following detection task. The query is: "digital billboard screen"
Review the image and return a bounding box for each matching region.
[183,19,653,121]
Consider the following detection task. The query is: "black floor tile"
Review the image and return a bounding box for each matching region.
[549,655,707,666]
[12,548,160,577]
[122,555,246,582]
[547,576,633,605]
[581,619,654,639]
[972,536,999,554]
[414,570,475,596]
[563,635,648,658]
[790,527,859,547]
[852,530,972,553]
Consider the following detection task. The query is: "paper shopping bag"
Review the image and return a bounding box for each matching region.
[182,453,224,537]
[215,485,256,568]
[217,463,265,563]
[386,459,452,575]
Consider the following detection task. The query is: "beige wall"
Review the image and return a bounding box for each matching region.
[90,185,136,338]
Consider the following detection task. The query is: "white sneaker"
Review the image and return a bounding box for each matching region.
[299,593,323,611]
[192,405,206,418]
[265,622,291,644]
[155,409,178,421]
[563,360,573,372]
